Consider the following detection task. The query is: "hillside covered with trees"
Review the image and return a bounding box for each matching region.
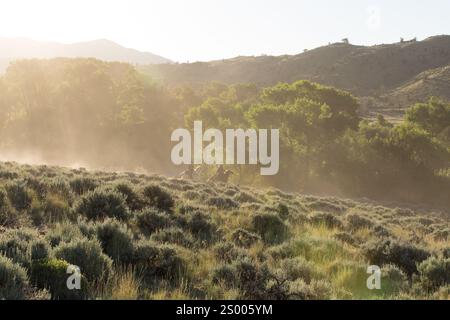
[0,58,449,209]
[141,35,450,116]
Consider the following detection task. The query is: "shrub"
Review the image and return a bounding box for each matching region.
[417,256,450,291]
[187,212,218,244]
[31,194,71,225]
[309,212,343,229]
[432,228,449,241]
[45,223,84,247]
[54,239,113,281]
[276,203,290,220]
[113,182,144,211]
[6,181,34,211]
[373,224,391,238]
[46,178,73,202]
[142,184,174,212]
[231,228,261,248]
[132,240,185,282]
[30,239,51,261]
[213,242,247,264]
[211,264,237,286]
[307,199,346,213]
[442,248,450,259]
[0,187,18,227]
[69,177,98,195]
[278,257,321,283]
[233,258,270,299]
[76,218,97,239]
[183,190,200,201]
[135,208,169,236]
[206,196,238,209]
[251,212,288,244]
[380,264,409,296]
[0,255,29,299]
[333,232,357,246]
[288,279,332,300]
[30,258,88,299]
[0,228,38,268]
[233,192,260,204]
[363,239,430,277]
[150,227,194,247]
[95,219,134,263]
[24,177,47,201]
[267,239,313,260]
[75,188,129,221]
[345,213,374,230]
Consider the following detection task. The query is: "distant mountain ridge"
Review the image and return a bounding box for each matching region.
[0,37,171,72]
[140,35,450,115]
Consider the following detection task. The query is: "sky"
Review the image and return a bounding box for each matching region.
[0,0,449,62]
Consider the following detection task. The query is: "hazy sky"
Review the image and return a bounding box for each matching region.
[0,0,449,62]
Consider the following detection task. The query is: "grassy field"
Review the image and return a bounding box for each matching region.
[0,161,449,300]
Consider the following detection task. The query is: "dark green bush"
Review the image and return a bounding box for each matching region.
[363,239,430,277]
[31,194,71,225]
[113,182,144,211]
[333,232,357,246]
[0,228,38,268]
[132,240,185,282]
[211,264,237,286]
[45,223,84,247]
[95,219,134,263]
[0,255,29,299]
[150,227,194,247]
[288,279,332,300]
[309,212,343,229]
[379,264,408,296]
[278,257,321,283]
[251,212,288,244]
[30,239,51,261]
[345,213,374,230]
[6,181,34,211]
[233,258,270,299]
[187,211,218,244]
[30,258,88,299]
[0,187,18,227]
[142,184,174,212]
[75,188,129,221]
[231,228,261,248]
[417,256,450,291]
[46,178,73,202]
[135,208,169,236]
[442,247,450,259]
[25,177,48,200]
[69,177,98,195]
[307,200,346,213]
[213,242,247,264]
[373,224,391,238]
[54,239,113,281]
[276,202,290,219]
[233,192,260,204]
[206,196,238,209]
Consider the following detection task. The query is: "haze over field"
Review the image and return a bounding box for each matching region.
[0,1,449,301]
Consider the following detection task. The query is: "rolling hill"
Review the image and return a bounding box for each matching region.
[141,35,450,115]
